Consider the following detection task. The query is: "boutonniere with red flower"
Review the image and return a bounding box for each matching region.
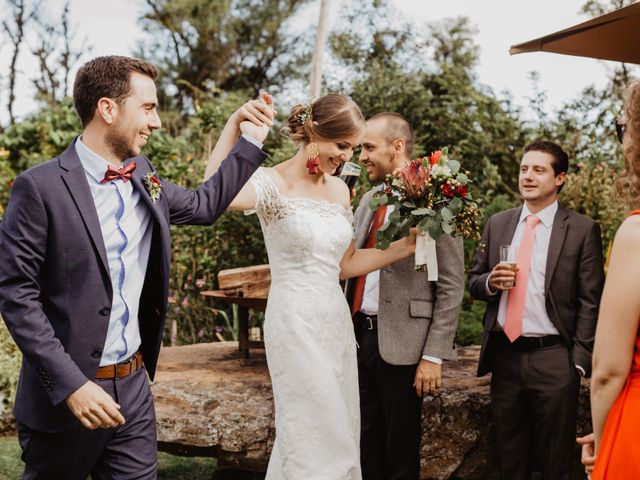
[370,147,481,278]
[143,171,162,204]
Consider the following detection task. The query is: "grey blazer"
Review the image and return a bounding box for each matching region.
[467,205,605,377]
[347,186,465,365]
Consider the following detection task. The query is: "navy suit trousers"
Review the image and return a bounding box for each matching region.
[18,366,157,480]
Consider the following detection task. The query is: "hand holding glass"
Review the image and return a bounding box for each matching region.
[499,245,517,288]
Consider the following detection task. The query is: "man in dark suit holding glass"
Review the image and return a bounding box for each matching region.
[468,140,605,480]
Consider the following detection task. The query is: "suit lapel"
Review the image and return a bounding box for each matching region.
[129,162,172,273]
[496,207,522,263]
[545,205,569,295]
[59,141,110,277]
[129,165,168,232]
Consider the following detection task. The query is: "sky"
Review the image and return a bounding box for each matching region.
[0,0,633,125]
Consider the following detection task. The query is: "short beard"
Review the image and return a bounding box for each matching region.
[105,127,137,162]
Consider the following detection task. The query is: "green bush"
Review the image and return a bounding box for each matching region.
[0,98,81,173]
[0,319,20,432]
[561,162,626,256]
[0,152,14,222]
[456,295,486,346]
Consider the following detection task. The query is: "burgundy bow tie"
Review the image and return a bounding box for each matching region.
[101,162,137,184]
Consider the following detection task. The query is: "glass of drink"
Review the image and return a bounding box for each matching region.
[499,245,517,288]
[337,162,362,190]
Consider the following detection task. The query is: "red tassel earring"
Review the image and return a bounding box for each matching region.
[306,143,320,174]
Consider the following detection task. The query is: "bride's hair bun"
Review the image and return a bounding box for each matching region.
[284,94,365,145]
[286,103,313,144]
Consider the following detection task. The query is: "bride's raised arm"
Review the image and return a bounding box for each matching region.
[203,92,275,211]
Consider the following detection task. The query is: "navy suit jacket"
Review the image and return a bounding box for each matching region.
[0,136,265,431]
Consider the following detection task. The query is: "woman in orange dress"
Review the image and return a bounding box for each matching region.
[580,80,640,479]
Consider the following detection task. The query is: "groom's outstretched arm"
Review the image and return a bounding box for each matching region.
[161,136,267,225]
[0,173,88,406]
[164,94,273,225]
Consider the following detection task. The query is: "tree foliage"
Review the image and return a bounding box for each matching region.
[139,0,313,115]
[328,1,527,204]
[0,0,636,350]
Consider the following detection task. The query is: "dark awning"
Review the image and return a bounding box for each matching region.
[510,2,640,64]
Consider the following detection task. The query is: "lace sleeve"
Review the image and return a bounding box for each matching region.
[243,167,282,223]
[344,208,356,240]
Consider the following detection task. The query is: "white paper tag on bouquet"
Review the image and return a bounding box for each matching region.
[416,232,438,281]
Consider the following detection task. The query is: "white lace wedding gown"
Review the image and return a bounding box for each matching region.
[246,168,361,480]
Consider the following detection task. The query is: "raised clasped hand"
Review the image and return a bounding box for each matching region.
[488,263,517,292]
[237,91,276,144]
[65,380,125,430]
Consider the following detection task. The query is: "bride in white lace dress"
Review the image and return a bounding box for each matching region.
[204,94,415,479]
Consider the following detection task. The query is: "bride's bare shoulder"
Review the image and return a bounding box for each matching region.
[325,175,351,209]
[259,166,287,189]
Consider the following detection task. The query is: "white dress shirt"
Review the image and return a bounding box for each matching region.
[76,138,152,366]
[495,201,559,337]
[359,203,442,365]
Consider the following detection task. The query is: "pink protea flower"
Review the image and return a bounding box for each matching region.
[401,159,430,199]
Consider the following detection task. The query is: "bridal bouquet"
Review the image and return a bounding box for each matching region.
[370,148,480,280]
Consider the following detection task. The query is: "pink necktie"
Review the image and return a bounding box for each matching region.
[504,215,541,342]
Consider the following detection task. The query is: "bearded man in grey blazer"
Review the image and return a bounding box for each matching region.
[468,140,605,480]
[347,113,465,480]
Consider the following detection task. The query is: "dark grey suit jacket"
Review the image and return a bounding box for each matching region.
[0,137,266,431]
[347,186,465,365]
[467,204,605,377]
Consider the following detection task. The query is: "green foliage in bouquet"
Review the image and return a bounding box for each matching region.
[370,148,481,250]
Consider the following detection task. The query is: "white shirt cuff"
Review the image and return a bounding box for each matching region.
[485,275,498,296]
[575,365,586,377]
[242,134,263,150]
[421,355,442,364]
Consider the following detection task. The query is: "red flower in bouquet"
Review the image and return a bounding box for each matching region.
[401,159,430,199]
[429,150,443,165]
[457,185,468,197]
[441,184,455,198]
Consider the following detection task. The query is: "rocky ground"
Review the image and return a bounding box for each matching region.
[153,342,591,480]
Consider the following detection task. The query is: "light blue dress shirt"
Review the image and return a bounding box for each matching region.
[76,138,152,366]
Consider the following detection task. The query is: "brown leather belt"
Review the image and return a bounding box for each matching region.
[95,351,143,380]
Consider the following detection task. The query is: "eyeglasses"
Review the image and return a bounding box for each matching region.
[615,118,626,144]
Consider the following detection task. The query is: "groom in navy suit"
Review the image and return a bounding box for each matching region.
[0,56,273,479]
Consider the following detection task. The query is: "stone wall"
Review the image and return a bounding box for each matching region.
[152,342,591,479]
